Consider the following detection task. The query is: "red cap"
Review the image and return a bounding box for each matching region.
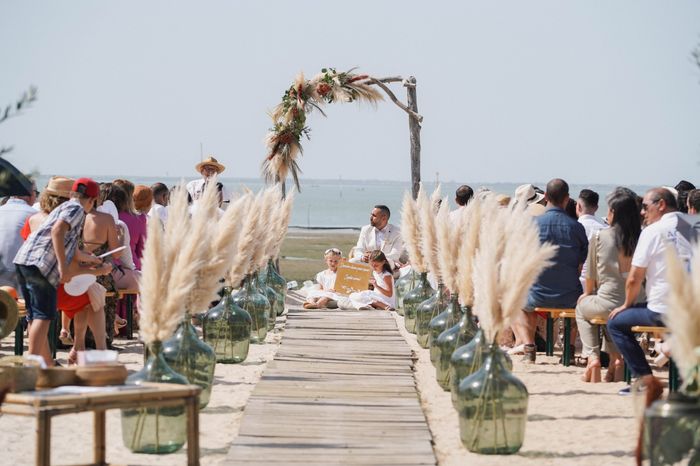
[72,178,100,198]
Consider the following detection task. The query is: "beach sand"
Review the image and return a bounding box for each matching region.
[392,311,639,466]
[0,315,285,466]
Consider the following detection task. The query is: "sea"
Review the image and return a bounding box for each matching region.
[32,175,653,229]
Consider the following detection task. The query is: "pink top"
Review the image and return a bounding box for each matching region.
[119,212,147,270]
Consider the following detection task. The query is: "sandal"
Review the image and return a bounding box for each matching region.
[67,349,78,366]
[59,329,74,346]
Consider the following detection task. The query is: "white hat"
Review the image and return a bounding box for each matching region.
[514,184,545,205]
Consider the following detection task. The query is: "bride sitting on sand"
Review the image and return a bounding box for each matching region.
[303,248,343,309]
[345,250,395,311]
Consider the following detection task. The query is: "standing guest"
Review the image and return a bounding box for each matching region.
[303,248,342,309]
[133,185,153,215]
[565,198,578,220]
[0,180,36,291]
[449,185,473,226]
[186,156,229,203]
[351,205,404,269]
[347,250,395,310]
[513,183,546,216]
[576,188,642,383]
[608,188,692,394]
[148,182,169,224]
[674,180,695,214]
[576,189,608,288]
[14,178,104,367]
[511,178,588,363]
[686,188,700,214]
[113,180,147,270]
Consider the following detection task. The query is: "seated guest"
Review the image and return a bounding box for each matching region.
[133,185,153,215]
[186,156,229,204]
[576,188,642,383]
[303,248,342,309]
[674,180,695,213]
[0,179,37,291]
[513,183,546,216]
[449,185,473,226]
[148,182,169,224]
[608,188,692,394]
[347,250,395,310]
[113,179,147,270]
[351,205,404,269]
[576,189,608,288]
[686,188,700,214]
[511,178,588,363]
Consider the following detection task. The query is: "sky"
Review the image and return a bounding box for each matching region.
[1,1,699,186]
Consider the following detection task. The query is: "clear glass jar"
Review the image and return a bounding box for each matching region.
[265,259,287,316]
[415,282,447,349]
[402,272,435,334]
[203,287,251,363]
[163,311,216,409]
[435,304,478,390]
[429,292,460,364]
[232,275,269,343]
[643,391,700,464]
[254,272,279,331]
[455,343,529,454]
[394,269,416,317]
[121,341,188,454]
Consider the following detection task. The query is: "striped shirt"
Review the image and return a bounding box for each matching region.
[14,199,86,287]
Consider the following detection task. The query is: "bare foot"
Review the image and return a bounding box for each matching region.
[581,358,601,383]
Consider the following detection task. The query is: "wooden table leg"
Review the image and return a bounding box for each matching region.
[36,411,51,466]
[185,396,200,466]
[94,410,106,466]
[14,319,24,355]
[126,295,134,340]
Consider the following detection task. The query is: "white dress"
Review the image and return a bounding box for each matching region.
[306,270,340,301]
[349,271,395,309]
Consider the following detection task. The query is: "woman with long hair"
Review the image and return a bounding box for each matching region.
[576,187,644,382]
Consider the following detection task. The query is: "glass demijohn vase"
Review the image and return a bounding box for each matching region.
[266,259,287,316]
[415,282,448,349]
[203,287,252,363]
[455,343,529,454]
[232,275,269,343]
[163,311,217,408]
[429,293,461,364]
[403,272,435,334]
[394,269,416,316]
[435,304,478,390]
[121,341,188,454]
[255,271,280,331]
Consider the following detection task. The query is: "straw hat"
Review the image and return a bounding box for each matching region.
[514,184,545,205]
[195,156,225,174]
[133,185,153,212]
[43,176,75,198]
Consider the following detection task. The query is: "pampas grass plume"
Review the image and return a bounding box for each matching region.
[229,192,261,286]
[400,191,426,273]
[419,185,440,280]
[436,199,459,292]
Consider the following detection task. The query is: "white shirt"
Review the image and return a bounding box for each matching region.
[186,179,230,204]
[632,212,692,313]
[148,203,168,225]
[315,269,337,290]
[578,214,608,286]
[448,206,464,227]
[0,198,37,290]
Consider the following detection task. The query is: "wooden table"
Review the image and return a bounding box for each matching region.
[0,382,201,466]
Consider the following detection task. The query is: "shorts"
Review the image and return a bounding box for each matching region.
[15,265,57,321]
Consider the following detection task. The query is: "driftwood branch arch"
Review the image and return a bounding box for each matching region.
[262,68,423,199]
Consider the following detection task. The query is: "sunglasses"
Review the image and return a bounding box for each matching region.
[641,199,660,211]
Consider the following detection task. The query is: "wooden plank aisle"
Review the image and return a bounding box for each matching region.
[224,306,436,465]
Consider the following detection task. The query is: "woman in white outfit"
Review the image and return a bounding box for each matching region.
[304,248,342,309]
[349,250,395,310]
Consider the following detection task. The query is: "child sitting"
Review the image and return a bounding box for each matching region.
[303,248,342,309]
[348,250,395,311]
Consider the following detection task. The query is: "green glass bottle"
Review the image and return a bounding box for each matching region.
[403,272,435,334]
[121,341,188,454]
[429,292,460,363]
[255,271,279,331]
[266,259,287,316]
[203,287,251,363]
[394,269,416,317]
[455,343,529,454]
[415,282,447,349]
[643,392,700,464]
[163,311,217,408]
[435,304,478,391]
[232,275,269,343]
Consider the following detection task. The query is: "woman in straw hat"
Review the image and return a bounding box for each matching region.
[186,156,228,203]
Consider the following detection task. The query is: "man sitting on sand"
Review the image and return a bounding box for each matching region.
[510,178,588,363]
[350,205,404,270]
[186,156,229,204]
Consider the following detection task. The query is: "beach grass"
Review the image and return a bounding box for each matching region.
[278,229,357,283]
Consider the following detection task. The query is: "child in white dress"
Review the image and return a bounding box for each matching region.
[349,250,395,310]
[303,248,342,309]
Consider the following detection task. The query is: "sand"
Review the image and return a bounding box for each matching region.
[0,315,286,466]
[391,311,639,466]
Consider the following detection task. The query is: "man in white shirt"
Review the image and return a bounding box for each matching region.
[351,205,404,269]
[576,189,608,287]
[448,185,473,226]
[607,188,692,389]
[186,156,229,204]
[0,189,37,291]
[148,182,169,224]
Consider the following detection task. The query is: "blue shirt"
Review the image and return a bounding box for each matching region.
[529,207,588,308]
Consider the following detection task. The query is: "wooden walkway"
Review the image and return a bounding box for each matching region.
[225,303,436,465]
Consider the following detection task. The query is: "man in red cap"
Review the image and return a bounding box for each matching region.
[14,177,110,366]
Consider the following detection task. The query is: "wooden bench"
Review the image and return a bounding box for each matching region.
[534,308,574,364]
[106,288,138,340]
[630,325,679,392]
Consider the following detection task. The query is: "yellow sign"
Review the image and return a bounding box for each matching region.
[334,262,372,296]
